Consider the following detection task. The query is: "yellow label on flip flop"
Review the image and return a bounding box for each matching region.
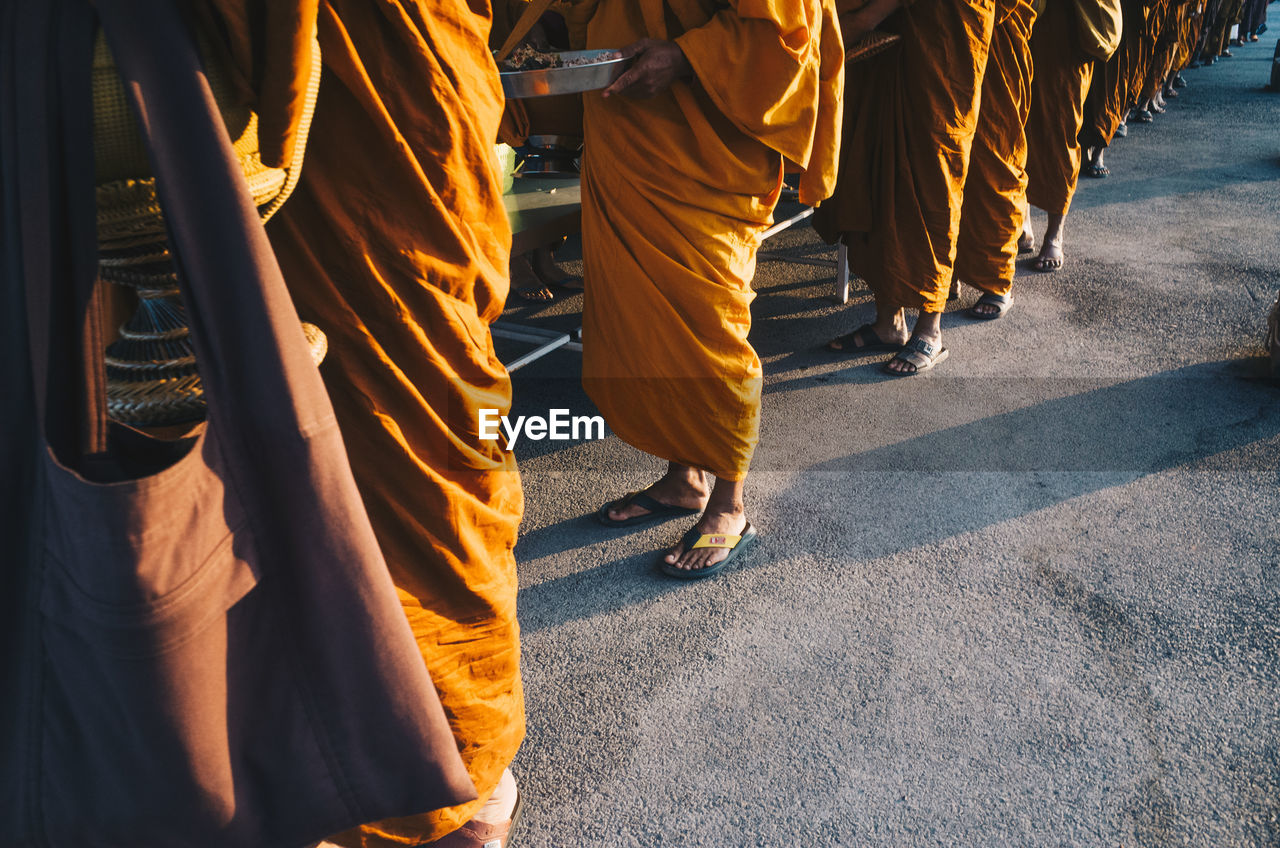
[691,534,741,550]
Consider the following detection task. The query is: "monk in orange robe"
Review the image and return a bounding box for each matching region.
[238,0,526,844]
[954,0,1038,320]
[581,0,843,575]
[815,0,998,374]
[1080,0,1147,178]
[1024,0,1097,272]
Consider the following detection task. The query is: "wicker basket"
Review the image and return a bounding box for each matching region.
[845,30,901,64]
[94,27,322,427]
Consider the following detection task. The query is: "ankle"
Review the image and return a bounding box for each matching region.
[472,769,518,825]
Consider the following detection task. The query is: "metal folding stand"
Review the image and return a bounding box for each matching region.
[760,200,852,304]
[496,178,585,371]
[491,324,580,372]
[496,186,853,372]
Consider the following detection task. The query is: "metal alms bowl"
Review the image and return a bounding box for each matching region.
[500,49,629,99]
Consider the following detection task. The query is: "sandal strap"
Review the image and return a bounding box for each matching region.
[690,533,743,550]
[902,336,937,358]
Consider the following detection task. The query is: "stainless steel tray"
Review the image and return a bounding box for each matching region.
[500,49,629,99]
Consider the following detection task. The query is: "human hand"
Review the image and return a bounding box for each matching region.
[601,38,692,99]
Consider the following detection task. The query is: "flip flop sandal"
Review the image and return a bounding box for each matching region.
[1085,163,1110,178]
[659,522,757,579]
[966,292,1012,320]
[595,490,701,527]
[513,280,583,303]
[883,336,948,376]
[1173,74,1188,88]
[1114,123,1128,138]
[1131,109,1154,123]
[826,323,903,355]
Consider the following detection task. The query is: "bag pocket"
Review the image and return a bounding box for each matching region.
[39,423,261,635]
[33,426,298,845]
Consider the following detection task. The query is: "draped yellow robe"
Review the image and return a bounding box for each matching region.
[954,0,1038,297]
[813,0,998,314]
[1026,0,1095,216]
[580,0,843,481]
[260,0,525,842]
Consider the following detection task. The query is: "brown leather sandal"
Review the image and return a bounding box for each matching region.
[429,793,524,848]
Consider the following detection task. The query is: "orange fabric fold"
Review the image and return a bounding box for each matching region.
[1026,0,1095,215]
[579,0,841,481]
[262,0,524,843]
[675,0,844,204]
[955,0,1037,296]
[1080,0,1144,149]
[199,0,320,167]
[813,0,997,313]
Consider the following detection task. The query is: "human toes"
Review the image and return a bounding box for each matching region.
[664,540,687,564]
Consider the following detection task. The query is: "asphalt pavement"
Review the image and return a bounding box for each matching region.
[498,40,1280,847]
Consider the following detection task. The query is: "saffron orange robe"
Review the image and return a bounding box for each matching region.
[954,0,1038,297]
[258,0,525,843]
[1026,0,1095,216]
[580,0,843,481]
[814,0,997,313]
[1080,0,1145,150]
[1144,0,1183,98]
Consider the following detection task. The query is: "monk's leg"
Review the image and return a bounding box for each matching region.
[473,767,519,824]
[1020,200,1036,252]
[663,475,749,572]
[604,462,709,522]
[1035,212,1066,270]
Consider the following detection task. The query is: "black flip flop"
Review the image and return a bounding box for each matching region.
[595,491,700,527]
[659,522,757,579]
[966,292,1012,320]
[826,323,903,355]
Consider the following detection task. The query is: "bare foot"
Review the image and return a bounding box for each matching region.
[663,507,749,574]
[604,468,708,523]
[827,320,908,351]
[1034,237,1063,271]
[970,294,1007,317]
[884,328,942,374]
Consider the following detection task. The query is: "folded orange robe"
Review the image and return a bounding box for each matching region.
[1026,0,1095,216]
[1080,0,1145,149]
[814,0,997,313]
[262,0,525,843]
[1144,0,1183,97]
[580,0,842,481]
[954,0,1037,297]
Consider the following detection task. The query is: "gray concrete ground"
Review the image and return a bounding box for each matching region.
[497,41,1280,847]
